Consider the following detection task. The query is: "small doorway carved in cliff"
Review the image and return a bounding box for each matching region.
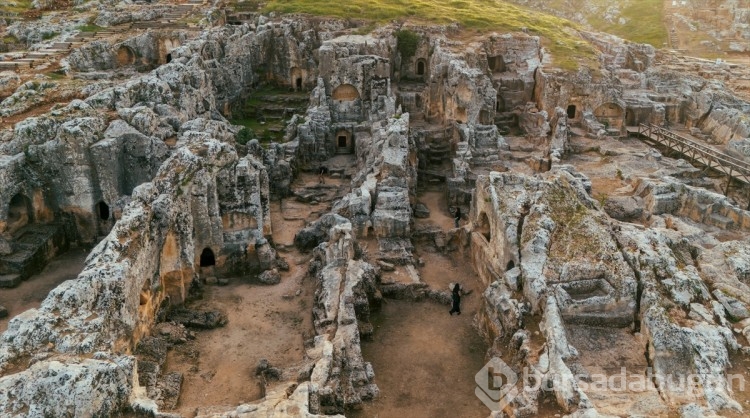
[96,201,110,221]
[477,212,491,243]
[488,56,506,73]
[497,96,505,112]
[567,104,576,119]
[336,129,353,154]
[200,247,216,267]
[8,193,32,230]
[166,53,172,63]
[416,59,426,76]
[296,77,302,90]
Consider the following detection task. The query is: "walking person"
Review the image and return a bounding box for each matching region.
[453,206,461,228]
[449,283,461,315]
[318,166,326,184]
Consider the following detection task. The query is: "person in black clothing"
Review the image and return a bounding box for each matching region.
[453,206,461,228]
[318,166,327,184]
[449,283,461,315]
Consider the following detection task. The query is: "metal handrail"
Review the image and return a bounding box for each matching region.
[638,123,750,177]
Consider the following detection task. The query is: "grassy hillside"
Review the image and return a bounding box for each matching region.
[506,0,667,47]
[263,0,597,70]
[584,0,667,47]
[0,0,32,14]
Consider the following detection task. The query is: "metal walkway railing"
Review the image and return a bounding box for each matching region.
[628,124,750,196]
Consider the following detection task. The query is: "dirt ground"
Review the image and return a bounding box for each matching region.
[0,247,88,332]
[724,350,750,418]
[356,249,489,418]
[165,249,315,417]
[165,168,345,416]
[415,190,456,231]
[166,178,325,416]
[417,249,471,292]
[356,298,489,418]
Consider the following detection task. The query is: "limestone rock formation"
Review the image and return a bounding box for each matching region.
[1,4,750,418]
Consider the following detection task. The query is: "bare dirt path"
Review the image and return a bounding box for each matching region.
[415,190,457,231]
[356,297,489,418]
[165,251,315,417]
[356,249,489,418]
[0,247,88,332]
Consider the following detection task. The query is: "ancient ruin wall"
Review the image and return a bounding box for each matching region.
[0,137,271,416]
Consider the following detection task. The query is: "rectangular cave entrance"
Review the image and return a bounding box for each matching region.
[335,129,353,154]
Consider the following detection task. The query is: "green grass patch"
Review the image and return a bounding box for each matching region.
[0,0,32,14]
[585,0,667,47]
[230,85,297,144]
[396,29,420,60]
[76,24,104,33]
[2,34,19,44]
[45,71,66,80]
[263,0,597,70]
[42,32,59,40]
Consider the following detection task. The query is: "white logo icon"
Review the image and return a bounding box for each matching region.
[475,357,519,411]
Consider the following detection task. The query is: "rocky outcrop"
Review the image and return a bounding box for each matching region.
[473,169,636,324]
[0,135,272,415]
[634,177,750,231]
[471,166,750,415]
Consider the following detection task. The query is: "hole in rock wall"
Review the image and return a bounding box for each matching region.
[200,247,216,267]
[7,193,32,228]
[477,212,491,243]
[290,67,304,90]
[416,59,426,76]
[96,201,110,221]
[335,130,353,154]
[488,55,506,73]
[567,104,576,119]
[497,96,505,112]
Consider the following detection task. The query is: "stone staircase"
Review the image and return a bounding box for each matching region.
[494,112,517,135]
[0,0,208,72]
[232,87,310,140]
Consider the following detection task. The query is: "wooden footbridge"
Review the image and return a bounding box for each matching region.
[627,123,750,204]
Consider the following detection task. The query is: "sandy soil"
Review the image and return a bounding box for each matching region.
[165,250,315,417]
[725,351,750,418]
[270,201,304,247]
[356,299,489,418]
[356,249,489,417]
[165,165,348,416]
[0,247,88,332]
[417,249,472,292]
[415,190,458,231]
[166,169,329,416]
